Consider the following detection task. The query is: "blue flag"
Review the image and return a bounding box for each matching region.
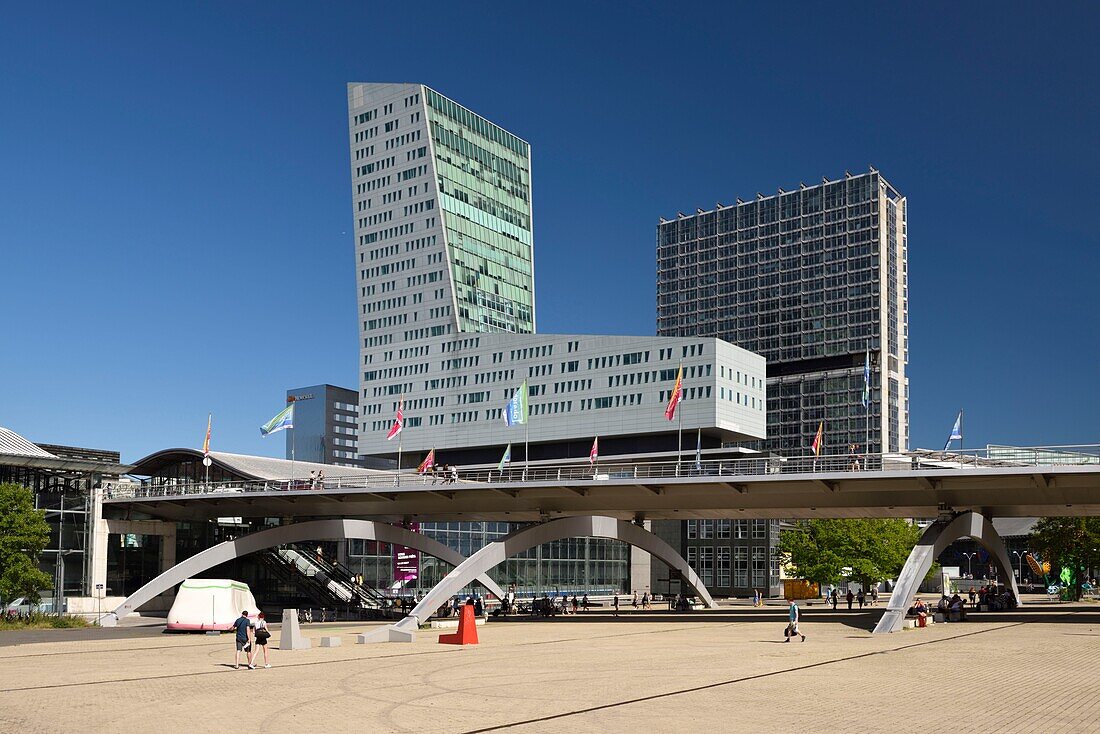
[504,380,528,427]
[260,404,294,437]
[943,411,962,451]
[862,349,871,409]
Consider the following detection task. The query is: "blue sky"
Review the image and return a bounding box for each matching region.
[1,2,1097,462]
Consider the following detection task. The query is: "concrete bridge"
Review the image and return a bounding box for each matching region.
[101,448,1100,636]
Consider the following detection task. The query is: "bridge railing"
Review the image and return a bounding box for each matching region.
[103,445,1100,501]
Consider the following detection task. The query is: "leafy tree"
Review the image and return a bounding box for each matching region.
[1030,517,1100,601]
[0,483,52,605]
[778,518,921,591]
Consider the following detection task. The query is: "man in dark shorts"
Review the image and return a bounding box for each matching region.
[232,610,254,670]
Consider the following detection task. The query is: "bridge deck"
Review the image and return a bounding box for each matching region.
[104,463,1100,522]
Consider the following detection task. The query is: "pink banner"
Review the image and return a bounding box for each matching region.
[392,522,420,583]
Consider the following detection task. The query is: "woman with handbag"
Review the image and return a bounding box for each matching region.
[249,612,272,668]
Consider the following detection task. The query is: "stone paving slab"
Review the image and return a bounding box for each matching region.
[0,606,1097,733]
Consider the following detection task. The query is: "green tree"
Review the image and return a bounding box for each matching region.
[778,518,921,591]
[1030,517,1100,601]
[0,483,52,605]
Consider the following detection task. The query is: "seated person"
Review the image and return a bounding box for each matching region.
[907,598,927,617]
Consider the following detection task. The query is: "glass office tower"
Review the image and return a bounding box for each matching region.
[347,83,627,595]
[657,170,908,455]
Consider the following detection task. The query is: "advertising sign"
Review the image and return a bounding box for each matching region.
[392,522,421,583]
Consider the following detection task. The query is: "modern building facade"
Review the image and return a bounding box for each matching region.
[347,83,769,597]
[657,169,909,455]
[283,384,363,467]
[0,426,130,607]
[348,82,766,467]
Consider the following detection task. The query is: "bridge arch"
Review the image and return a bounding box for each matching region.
[364,515,717,642]
[873,511,1021,634]
[102,519,506,625]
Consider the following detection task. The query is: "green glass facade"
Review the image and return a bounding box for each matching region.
[425,87,535,334]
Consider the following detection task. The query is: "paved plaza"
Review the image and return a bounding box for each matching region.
[1,601,1098,733]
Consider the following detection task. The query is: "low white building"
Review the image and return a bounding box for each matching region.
[359,333,766,464]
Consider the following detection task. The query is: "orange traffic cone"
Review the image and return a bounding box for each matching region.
[439,603,479,645]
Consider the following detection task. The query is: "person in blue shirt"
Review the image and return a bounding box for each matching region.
[232,610,254,669]
[785,599,806,643]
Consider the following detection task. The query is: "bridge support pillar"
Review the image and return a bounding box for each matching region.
[99,519,505,626]
[359,515,717,644]
[873,511,1020,634]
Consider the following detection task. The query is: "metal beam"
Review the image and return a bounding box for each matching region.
[725,482,747,494]
[635,484,663,495]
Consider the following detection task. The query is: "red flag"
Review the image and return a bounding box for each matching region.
[664,365,684,421]
[811,421,824,456]
[416,448,436,474]
[589,436,598,465]
[386,398,404,440]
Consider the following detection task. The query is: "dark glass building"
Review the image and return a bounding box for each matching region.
[657,169,909,455]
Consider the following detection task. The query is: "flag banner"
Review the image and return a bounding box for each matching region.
[498,444,512,471]
[811,421,824,456]
[202,413,212,456]
[664,365,684,421]
[260,404,294,437]
[589,436,598,465]
[695,429,702,470]
[943,411,963,451]
[386,398,404,440]
[416,448,436,474]
[504,380,529,426]
[862,350,871,409]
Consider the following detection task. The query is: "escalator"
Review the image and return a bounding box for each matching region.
[259,544,398,619]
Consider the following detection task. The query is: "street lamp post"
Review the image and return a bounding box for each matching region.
[962,552,977,578]
[1011,551,1025,586]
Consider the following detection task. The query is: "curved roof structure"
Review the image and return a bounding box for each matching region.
[129,448,389,482]
[0,425,131,474]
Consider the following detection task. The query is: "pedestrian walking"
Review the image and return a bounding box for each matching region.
[571,595,579,614]
[613,594,619,617]
[581,593,590,612]
[784,599,805,643]
[309,470,317,490]
[830,588,838,610]
[248,611,272,668]
[846,589,854,610]
[641,591,649,610]
[870,587,878,606]
[632,591,638,609]
[857,589,865,609]
[231,610,254,669]
[450,464,459,484]
[317,469,325,490]
[968,587,977,607]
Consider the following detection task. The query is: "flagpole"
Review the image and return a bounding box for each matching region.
[677,401,683,477]
[524,419,529,481]
[865,344,871,460]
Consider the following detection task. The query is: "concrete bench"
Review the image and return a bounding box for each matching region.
[430,616,487,630]
[319,636,342,647]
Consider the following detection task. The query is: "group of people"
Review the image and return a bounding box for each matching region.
[231,610,272,670]
[827,586,878,610]
[430,465,460,484]
[306,470,325,490]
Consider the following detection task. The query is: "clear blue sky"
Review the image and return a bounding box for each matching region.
[2,2,1097,462]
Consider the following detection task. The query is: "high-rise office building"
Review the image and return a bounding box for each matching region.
[347,83,768,597]
[283,385,363,467]
[657,170,908,455]
[347,83,766,465]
